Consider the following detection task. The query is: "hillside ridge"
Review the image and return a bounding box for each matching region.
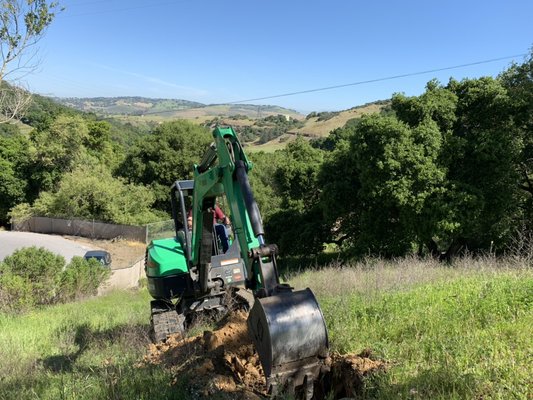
[55,96,304,119]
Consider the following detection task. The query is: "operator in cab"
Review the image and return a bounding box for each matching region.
[187,204,230,253]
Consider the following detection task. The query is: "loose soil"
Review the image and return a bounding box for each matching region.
[142,311,386,399]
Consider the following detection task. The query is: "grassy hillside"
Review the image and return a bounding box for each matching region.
[1,256,531,399]
[36,95,387,153]
[292,257,533,399]
[57,97,203,116]
[291,102,386,138]
[56,97,304,121]
[246,101,387,152]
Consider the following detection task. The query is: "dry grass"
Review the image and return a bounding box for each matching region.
[63,236,146,269]
[289,103,384,138]
[245,134,298,153]
[289,254,531,299]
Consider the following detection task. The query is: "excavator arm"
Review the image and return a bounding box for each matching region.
[189,126,329,397]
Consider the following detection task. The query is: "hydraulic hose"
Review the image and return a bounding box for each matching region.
[235,160,264,238]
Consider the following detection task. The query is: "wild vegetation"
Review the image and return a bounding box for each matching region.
[0,247,109,313]
[206,113,305,144]
[257,58,533,260]
[57,96,302,121]
[0,257,531,399]
[1,4,531,399]
[2,51,532,262]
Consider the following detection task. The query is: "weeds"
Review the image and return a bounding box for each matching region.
[294,257,533,399]
[1,257,532,399]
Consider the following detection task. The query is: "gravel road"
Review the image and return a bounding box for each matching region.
[0,231,100,262]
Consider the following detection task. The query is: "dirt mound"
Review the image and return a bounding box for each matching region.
[142,311,386,399]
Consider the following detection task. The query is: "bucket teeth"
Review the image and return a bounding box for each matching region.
[247,288,329,393]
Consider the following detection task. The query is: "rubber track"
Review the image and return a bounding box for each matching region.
[151,310,185,342]
[232,287,255,311]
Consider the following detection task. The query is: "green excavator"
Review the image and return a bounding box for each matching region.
[145,126,329,397]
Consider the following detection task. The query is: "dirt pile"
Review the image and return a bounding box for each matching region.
[142,311,386,399]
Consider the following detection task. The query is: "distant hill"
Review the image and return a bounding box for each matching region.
[56,97,203,116]
[55,96,304,121]
[248,101,389,152]
[49,95,388,152]
[291,100,389,138]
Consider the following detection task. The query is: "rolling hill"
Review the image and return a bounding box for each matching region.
[52,96,388,152]
[247,101,389,152]
[55,96,304,121]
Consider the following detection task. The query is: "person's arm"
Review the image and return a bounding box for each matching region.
[187,209,193,230]
[215,205,230,225]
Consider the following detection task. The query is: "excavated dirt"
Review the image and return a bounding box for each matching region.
[141,311,387,399]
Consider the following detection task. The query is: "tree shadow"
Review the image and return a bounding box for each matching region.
[366,367,479,399]
[40,322,151,373]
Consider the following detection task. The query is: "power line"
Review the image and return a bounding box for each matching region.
[142,53,526,115]
[228,54,526,104]
[58,1,182,18]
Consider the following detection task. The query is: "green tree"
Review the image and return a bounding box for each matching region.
[0,157,26,223]
[21,92,78,130]
[274,137,324,209]
[248,150,283,220]
[441,77,523,252]
[0,121,19,136]
[320,113,445,257]
[32,163,160,225]
[118,120,212,212]
[0,133,30,223]
[29,114,89,193]
[265,138,327,256]
[0,0,61,123]
[499,51,533,231]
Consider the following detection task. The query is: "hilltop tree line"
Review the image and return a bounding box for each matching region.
[255,54,532,259]
[261,56,532,259]
[1,52,532,261]
[206,113,304,144]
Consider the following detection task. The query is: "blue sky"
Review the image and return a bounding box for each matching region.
[21,0,533,113]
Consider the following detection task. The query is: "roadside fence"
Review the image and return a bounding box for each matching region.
[11,216,175,244]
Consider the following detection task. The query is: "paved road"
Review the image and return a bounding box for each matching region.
[1,231,143,294]
[0,231,99,262]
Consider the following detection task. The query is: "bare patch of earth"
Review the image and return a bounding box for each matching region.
[63,236,146,269]
[141,311,386,399]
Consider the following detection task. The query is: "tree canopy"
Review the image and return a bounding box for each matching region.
[118,120,212,212]
[1,48,531,263]
[0,0,61,123]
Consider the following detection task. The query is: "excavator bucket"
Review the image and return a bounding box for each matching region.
[247,288,329,397]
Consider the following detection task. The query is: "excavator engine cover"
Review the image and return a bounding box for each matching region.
[247,288,328,393]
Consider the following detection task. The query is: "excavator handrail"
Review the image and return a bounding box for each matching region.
[170,179,194,263]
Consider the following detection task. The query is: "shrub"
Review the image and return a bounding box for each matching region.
[0,248,111,313]
[0,272,35,313]
[59,256,110,302]
[2,246,65,305]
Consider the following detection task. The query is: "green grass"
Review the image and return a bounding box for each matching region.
[291,257,533,399]
[0,289,185,399]
[1,257,531,399]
